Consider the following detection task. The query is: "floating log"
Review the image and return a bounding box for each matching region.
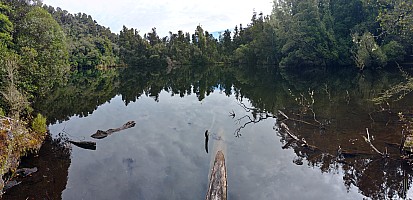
[15,167,37,177]
[68,140,97,150]
[91,121,136,139]
[206,151,227,200]
[3,180,21,191]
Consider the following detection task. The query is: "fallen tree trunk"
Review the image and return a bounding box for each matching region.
[68,140,96,150]
[91,121,136,139]
[206,150,227,200]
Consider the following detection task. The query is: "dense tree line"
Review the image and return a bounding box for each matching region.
[2,0,413,117]
[115,0,413,69]
[42,5,119,68]
[115,0,413,70]
[0,1,61,185]
[1,0,69,118]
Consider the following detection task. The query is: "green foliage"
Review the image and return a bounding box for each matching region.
[232,12,278,65]
[118,26,152,66]
[0,43,30,118]
[351,32,386,70]
[16,6,69,97]
[273,0,338,68]
[43,5,119,68]
[0,107,4,116]
[218,29,233,61]
[0,2,13,44]
[165,30,192,64]
[375,0,413,40]
[31,113,47,134]
[372,77,413,104]
[382,40,406,63]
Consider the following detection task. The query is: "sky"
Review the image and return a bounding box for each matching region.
[42,0,274,37]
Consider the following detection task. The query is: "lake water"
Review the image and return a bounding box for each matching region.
[4,65,413,199]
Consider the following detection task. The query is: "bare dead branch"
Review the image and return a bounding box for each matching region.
[278,122,319,151]
[280,122,299,141]
[234,114,271,137]
[237,102,256,112]
[363,128,388,157]
[233,101,275,137]
[277,110,319,127]
[235,115,253,125]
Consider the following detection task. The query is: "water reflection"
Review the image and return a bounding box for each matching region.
[20,65,413,199]
[3,136,71,199]
[34,69,119,124]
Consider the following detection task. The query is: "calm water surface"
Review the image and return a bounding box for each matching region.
[4,65,413,199]
[51,92,362,200]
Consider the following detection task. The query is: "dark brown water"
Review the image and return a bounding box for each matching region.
[4,65,413,199]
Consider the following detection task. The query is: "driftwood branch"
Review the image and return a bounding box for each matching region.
[234,114,272,137]
[232,101,276,137]
[280,122,299,141]
[277,110,319,128]
[279,122,318,150]
[91,121,136,139]
[237,102,256,112]
[363,128,388,157]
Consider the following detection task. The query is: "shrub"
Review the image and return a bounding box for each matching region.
[382,41,406,63]
[31,113,46,135]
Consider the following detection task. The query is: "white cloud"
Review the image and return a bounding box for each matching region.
[42,0,273,36]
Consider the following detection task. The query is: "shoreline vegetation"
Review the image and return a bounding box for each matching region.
[0,0,412,196]
[0,114,46,194]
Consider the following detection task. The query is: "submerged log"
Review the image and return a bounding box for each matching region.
[340,149,377,158]
[15,167,38,177]
[206,151,227,200]
[91,121,136,139]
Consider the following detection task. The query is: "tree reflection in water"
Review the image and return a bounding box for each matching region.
[233,67,413,199]
[29,64,413,199]
[2,135,71,200]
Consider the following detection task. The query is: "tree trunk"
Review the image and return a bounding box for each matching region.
[206,150,227,200]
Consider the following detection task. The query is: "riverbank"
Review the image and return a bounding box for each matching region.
[0,116,46,195]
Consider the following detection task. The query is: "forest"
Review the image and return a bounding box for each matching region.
[1,0,411,120]
[0,0,411,103]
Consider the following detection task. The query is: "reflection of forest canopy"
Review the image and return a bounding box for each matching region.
[269,69,413,199]
[34,69,119,123]
[36,61,413,199]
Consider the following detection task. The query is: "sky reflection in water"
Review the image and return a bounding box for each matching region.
[48,90,363,200]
